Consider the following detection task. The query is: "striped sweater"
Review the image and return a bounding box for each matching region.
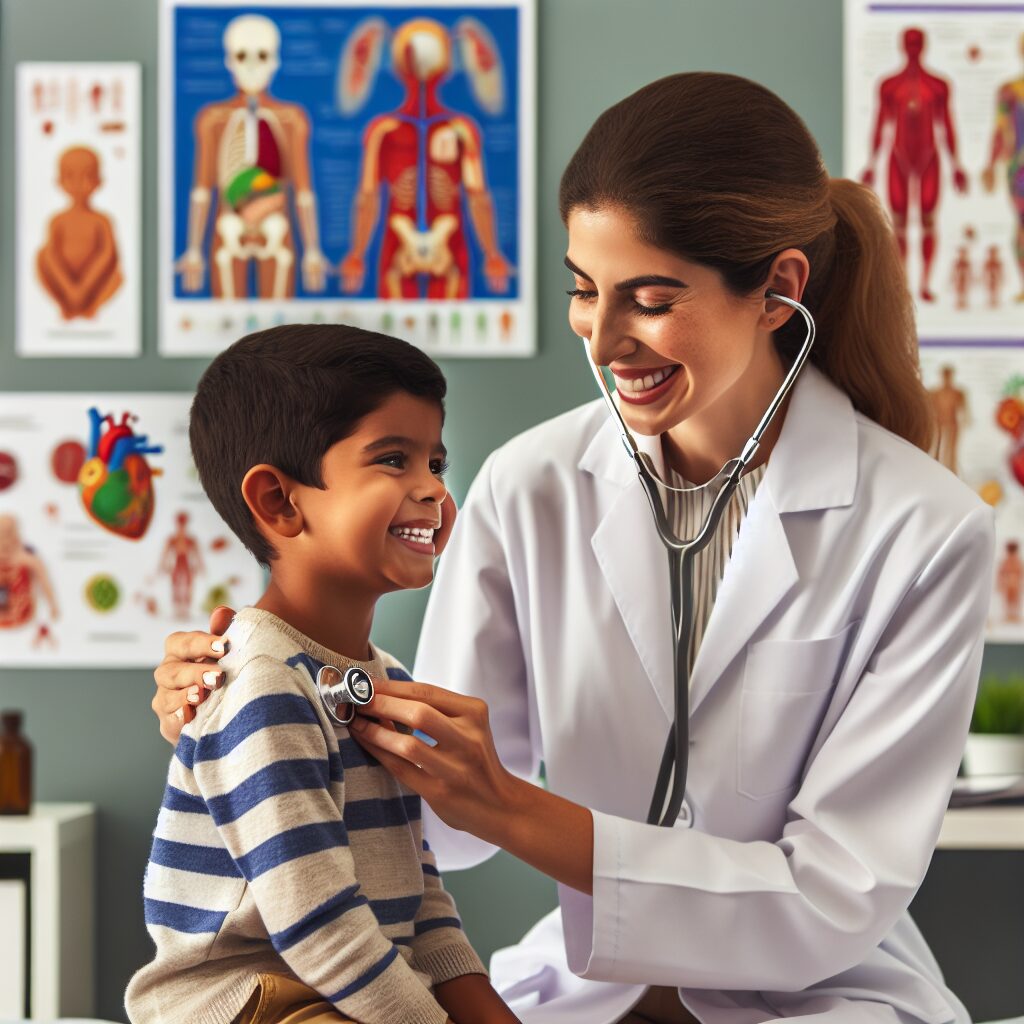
[125,607,486,1024]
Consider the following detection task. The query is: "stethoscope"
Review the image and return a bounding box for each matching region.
[581,290,816,827]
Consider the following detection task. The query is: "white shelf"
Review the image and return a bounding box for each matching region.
[937,805,1024,850]
[0,802,96,1019]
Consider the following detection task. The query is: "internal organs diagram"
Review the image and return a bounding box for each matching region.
[982,32,1024,302]
[36,146,123,319]
[79,407,164,539]
[0,514,59,630]
[861,28,968,302]
[177,14,329,300]
[996,377,1024,487]
[338,17,514,300]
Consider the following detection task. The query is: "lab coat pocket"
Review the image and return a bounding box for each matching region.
[738,622,858,799]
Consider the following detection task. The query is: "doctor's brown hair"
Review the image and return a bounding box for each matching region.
[559,72,934,451]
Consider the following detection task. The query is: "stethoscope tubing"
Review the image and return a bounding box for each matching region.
[581,290,817,826]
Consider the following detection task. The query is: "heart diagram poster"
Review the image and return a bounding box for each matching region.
[0,395,264,667]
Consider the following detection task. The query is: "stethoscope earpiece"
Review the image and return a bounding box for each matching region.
[316,664,374,726]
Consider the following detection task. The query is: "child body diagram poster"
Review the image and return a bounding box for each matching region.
[0,395,264,667]
[160,0,536,357]
[16,63,141,358]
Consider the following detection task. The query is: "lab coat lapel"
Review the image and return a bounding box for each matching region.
[584,416,676,720]
[686,488,797,717]
[689,365,858,717]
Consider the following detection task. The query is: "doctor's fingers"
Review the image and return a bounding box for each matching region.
[351,718,446,778]
[370,677,486,719]
[361,691,463,747]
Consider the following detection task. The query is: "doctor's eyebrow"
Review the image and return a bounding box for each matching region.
[563,256,686,291]
[362,435,448,458]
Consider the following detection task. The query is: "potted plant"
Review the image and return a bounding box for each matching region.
[962,674,1024,776]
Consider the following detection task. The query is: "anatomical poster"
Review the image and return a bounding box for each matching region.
[0,395,264,667]
[919,347,1024,642]
[844,0,1024,343]
[16,63,141,357]
[160,0,536,357]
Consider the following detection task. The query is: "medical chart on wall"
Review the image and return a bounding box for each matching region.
[919,348,1024,642]
[16,63,141,358]
[844,0,1024,342]
[159,0,535,358]
[0,395,264,667]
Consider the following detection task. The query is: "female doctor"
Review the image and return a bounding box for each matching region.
[154,74,995,1024]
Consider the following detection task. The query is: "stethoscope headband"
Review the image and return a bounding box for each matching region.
[316,664,374,726]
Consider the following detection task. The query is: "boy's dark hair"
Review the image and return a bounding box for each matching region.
[190,323,447,567]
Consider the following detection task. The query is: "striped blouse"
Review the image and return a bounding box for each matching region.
[667,462,767,676]
[125,607,485,1024]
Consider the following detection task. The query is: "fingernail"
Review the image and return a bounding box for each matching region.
[211,638,229,654]
[187,687,200,704]
[174,707,185,722]
[203,670,222,689]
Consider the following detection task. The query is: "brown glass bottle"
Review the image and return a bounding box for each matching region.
[0,711,32,814]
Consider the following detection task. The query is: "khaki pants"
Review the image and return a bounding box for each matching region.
[234,973,353,1024]
[617,986,700,1024]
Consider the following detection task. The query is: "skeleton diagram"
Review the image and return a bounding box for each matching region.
[176,14,329,300]
[981,32,1024,302]
[861,28,968,303]
[337,16,514,299]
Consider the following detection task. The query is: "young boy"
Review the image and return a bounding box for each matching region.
[126,325,518,1024]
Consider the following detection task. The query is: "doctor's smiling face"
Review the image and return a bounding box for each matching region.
[566,205,808,484]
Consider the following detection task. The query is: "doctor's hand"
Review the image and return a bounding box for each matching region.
[349,679,595,895]
[152,605,235,744]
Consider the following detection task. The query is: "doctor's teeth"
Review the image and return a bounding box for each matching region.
[617,366,677,393]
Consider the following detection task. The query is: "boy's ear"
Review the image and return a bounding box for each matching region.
[241,464,304,543]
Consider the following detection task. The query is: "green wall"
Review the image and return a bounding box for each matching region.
[1,0,1021,1020]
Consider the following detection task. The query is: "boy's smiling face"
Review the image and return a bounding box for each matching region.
[296,391,449,595]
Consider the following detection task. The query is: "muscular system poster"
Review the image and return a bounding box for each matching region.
[16,63,141,357]
[160,0,535,357]
[845,0,1024,640]
[845,0,1024,340]
[0,395,264,667]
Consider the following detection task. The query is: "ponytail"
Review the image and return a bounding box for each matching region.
[802,179,935,452]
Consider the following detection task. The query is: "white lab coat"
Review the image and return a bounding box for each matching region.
[414,365,995,1024]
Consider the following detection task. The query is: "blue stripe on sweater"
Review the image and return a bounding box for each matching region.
[151,837,240,878]
[204,759,331,827]
[326,945,400,1002]
[236,820,349,881]
[415,916,461,935]
[175,733,196,770]
[344,794,420,831]
[370,893,423,925]
[286,652,325,681]
[270,884,367,952]
[162,784,207,815]
[144,897,228,934]
[196,693,321,763]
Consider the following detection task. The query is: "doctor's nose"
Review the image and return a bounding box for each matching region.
[580,304,634,369]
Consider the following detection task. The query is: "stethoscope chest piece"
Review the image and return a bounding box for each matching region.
[316,665,374,726]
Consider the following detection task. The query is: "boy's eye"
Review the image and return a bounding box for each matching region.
[377,452,406,469]
[431,459,450,477]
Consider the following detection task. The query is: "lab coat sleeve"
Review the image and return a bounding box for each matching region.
[570,503,994,992]
[415,451,539,871]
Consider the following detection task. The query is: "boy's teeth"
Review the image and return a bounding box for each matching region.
[390,526,436,544]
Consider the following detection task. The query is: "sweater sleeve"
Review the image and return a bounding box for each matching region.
[379,662,488,985]
[192,656,447,1024]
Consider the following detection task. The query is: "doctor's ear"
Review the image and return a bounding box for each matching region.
[760,249,810,331]
[241,464,305,543]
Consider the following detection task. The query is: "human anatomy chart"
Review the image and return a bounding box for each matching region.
[16,64,141,357]
[0,395,264,667]
[844,0,1024,342]
[160,0,535,357]
[919,348,1024,642]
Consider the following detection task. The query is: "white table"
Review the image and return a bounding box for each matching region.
[0,804,96,1020]
[937,805,1024,850]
